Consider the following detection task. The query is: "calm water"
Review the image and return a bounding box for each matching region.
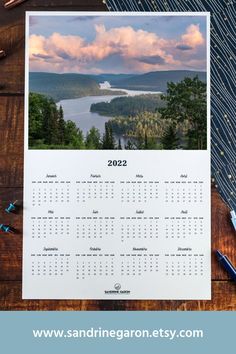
[58,95,119,135]
[57,84,161,138]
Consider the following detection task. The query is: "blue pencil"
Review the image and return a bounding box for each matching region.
[216,250,236,281]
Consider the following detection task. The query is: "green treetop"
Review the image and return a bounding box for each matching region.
[159,76,207,150]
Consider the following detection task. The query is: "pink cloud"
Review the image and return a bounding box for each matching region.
[29,34,47,57]
[181,24,205,47]
[29,23,205,73]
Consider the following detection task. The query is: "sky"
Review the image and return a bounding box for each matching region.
[29,15,207,74]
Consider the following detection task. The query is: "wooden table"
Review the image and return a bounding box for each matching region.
[0,0,235,311]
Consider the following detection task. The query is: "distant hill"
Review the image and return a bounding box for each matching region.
[110,70,207,92]
[29,70,207,101]
[29,72,124,102]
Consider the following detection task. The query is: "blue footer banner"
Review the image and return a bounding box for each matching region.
[0,312,234,353]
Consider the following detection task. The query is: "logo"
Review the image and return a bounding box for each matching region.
[104,283,130,295]
[114,283,121,291]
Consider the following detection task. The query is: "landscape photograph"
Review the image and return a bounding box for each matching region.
[28,14,207,150]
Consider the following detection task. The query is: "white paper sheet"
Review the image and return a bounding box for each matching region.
[23,12,211,300]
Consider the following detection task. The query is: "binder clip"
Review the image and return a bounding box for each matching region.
[230,210,236,232]
[5,200,18,214]
[0,224,13,233]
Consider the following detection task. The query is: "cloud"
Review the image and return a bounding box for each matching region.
[181,24,204,47]
[32,53,54,60]
[176,44,193,51]
[137,55,166,65]
[29,23,205,73]
[55,51,75,60]
[69,16,100,22]
[29,34,47,56]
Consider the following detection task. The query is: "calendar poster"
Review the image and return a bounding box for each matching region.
[23,12,211,299]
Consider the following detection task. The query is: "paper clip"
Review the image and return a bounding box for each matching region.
[4,0,28,9]
[230,210,236,232]
[0,224,13,233]
[5,200,18,213]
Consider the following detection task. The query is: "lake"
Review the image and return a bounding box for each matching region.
[57,83,161,142]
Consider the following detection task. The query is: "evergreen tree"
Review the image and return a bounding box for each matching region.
[102,123,116,149]
[28,93,45,143]
[40,98,60,145]
[125,140,136,150]
[161,124,179,150]
[134,134,145,150]
[118,138,122,150]
[41,98,53,144]
[58,105,66,144]
[72,128,85,149]
[50,105,60,145]
[29,93,87,149]
[146,136,158,149]
[85,127,101,149]
[144,132,148,149]
[65,120,84,149]
[159,76,207,149]
[134,131,158,150]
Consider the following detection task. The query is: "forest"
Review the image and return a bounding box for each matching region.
[29,76,207,150]
[90,94,165,117]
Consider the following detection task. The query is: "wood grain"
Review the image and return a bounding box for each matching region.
[0,281,235,311]
[0,188,23,281]
[0,96,23,187]
[0,22,24,93]
[0,96,24,154]
[0,0,107,26]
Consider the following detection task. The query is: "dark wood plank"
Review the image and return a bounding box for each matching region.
[0,21,24,94]
[0,188,23,281]
[0,157,23,187]
[0,281,235,310]
[0,96,24,154]
[2,0,106,8]
[0,96,23,187]
[0,0,107,26]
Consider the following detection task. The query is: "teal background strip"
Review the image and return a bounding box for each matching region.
[0,311,234,353]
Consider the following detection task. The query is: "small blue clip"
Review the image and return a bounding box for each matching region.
[5,200,17,213]
[230,210,236,232]
[0,224,12,233]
